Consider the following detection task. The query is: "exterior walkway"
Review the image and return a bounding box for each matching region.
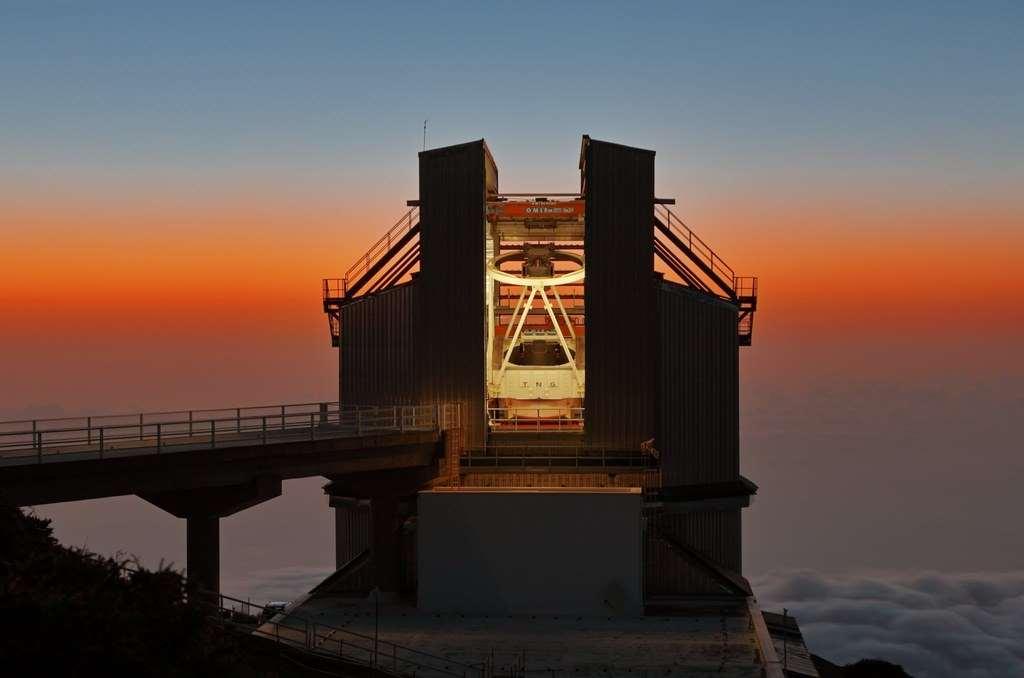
[0,402,448,466]
[0,402,457,506]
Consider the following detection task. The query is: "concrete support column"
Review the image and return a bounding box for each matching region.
[140,475,281,594]
[326,469,434,595]
[371,494,401,592]
[329,496,372,570]
[185,515,220,595]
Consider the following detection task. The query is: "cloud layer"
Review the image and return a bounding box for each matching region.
[752,570,1024,677]
[223,565,335,606]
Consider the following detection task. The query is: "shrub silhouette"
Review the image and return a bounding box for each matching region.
[0,502,248,677]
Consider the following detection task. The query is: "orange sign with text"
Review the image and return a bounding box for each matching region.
[487,200,584,222]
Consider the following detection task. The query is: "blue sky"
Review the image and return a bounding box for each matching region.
[3,1,1021,198]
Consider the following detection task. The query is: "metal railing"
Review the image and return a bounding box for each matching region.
[654,204,758,345]
[463,444,657,470]
[338,207,420,299]
[213,592,485,678]
[655,203,736,292]
[733,276,758,301]
[322,278,346,301]
[486,407,584,431]
[0,402,459,464]
[659,204,741,292]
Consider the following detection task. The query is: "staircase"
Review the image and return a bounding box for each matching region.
[213,588,484,678]
[653,204,758,346]
[322,203,757,348]
[323,207,421,346]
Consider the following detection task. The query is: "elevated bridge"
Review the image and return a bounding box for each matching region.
[0,402,455,505]
[0,402,459,593]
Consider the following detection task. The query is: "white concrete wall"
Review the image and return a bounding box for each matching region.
[418,488,642,616]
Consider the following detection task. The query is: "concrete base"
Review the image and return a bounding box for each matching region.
[140,475,282,593]
[186,516,220,594]
[326,469,431,594]
[418,488,643,616]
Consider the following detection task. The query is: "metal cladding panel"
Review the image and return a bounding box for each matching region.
[419,490,643,615]
[340,282,420,405]
[645,509,742,596]
[333,501,373,591]
[657,282,740,485]
[417,140,491,447]
[582,137,657,449]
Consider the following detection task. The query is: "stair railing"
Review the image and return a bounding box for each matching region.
[654,203,736,295]
[342,207,419,297]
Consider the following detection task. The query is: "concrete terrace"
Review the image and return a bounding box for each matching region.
[279,595,767,677]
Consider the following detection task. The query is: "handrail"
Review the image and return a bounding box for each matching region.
[495,192,581,197]
[323,278,345,301]
[212,591,485,678]
[103,561,483,678]
[654,204,759,345]
[341,207,419,298]
[733,276,758,301]
[487,407,585,431]
[0,400,344,428]
[654,203,736,293]
[462,446,657,470]
[0,402,460,464]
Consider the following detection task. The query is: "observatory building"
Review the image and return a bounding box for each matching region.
[311,136,783,675]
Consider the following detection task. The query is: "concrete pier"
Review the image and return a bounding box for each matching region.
[141,475,282,593]
[185,516,220,594]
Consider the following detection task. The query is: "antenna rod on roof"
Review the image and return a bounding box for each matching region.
[423,118,429,151]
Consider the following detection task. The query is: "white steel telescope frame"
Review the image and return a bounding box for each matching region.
[486,250,585,396]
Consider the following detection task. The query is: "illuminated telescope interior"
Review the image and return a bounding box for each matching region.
[485,198,585,430]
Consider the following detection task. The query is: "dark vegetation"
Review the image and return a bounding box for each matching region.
[814,654,914,677]
[0,502,251,677]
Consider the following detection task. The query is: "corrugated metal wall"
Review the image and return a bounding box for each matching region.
[582,138,658,449]
[644,509,742,596]
[335,137,749,599]
[416,140,492,447]
[333,500,374,592]
[657,281,740,485]
[340,282,419,405]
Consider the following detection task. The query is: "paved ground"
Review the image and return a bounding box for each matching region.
[279,596,765,677]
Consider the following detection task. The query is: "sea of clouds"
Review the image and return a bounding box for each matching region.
[223,565,335,606]
[752,570,1024,678]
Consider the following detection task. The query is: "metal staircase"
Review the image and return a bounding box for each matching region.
[653,204,758,346]
[323,207,421,346]
[212,589,485,678]
[322,203,757,347]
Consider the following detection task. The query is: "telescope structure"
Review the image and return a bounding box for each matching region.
[321,135,760,606]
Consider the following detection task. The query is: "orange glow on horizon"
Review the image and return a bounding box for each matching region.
[2,184,1022,414]
[3,191,1022,335]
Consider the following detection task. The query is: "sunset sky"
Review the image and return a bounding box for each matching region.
[2,3,1022,672]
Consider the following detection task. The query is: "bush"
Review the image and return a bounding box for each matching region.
[0,503,249,677]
